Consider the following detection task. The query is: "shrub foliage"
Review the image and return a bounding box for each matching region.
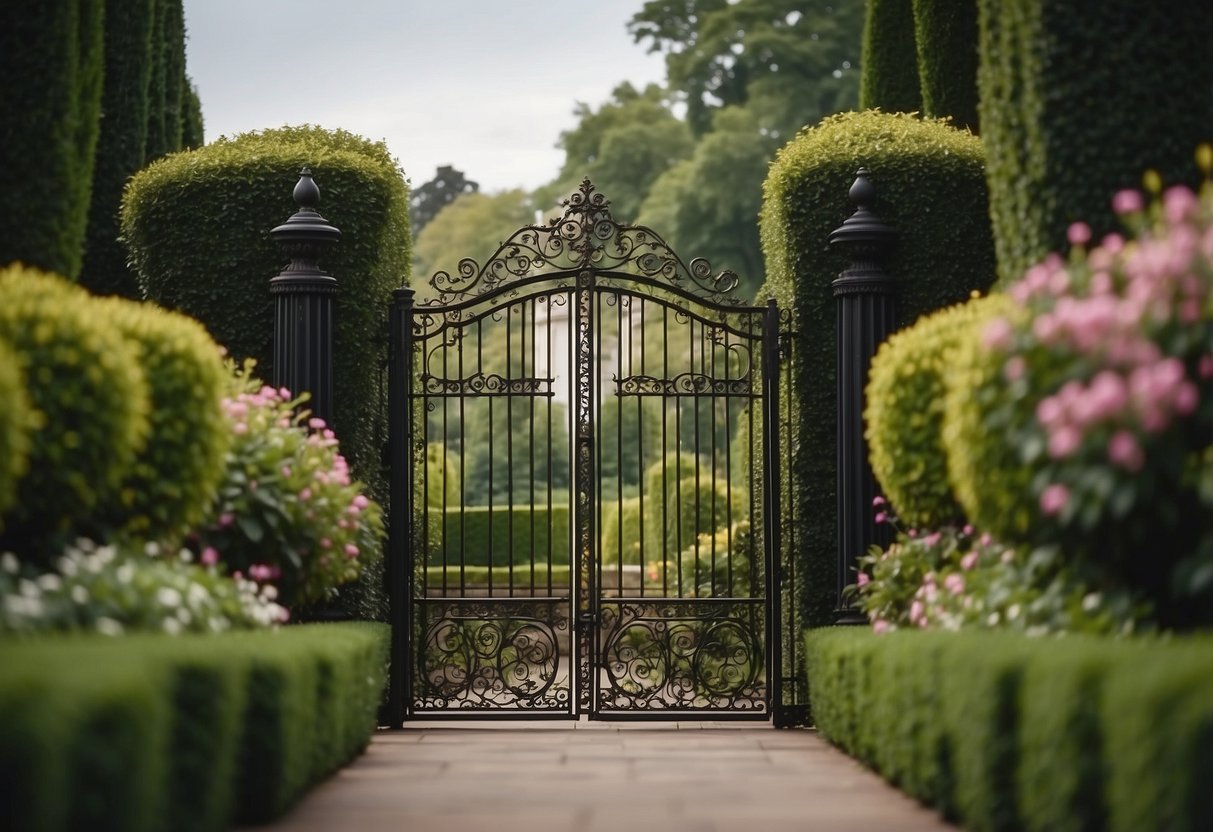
[912,0,979,132]
[858,0,922,113]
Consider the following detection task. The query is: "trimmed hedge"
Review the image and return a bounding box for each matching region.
[0,267,150,559]
[912,0,979,132]
[122,125,411,493]
[96,298,229,541]
[144,0,185,162]
[0,0,106,279]
[865,295,998,527]
[976,0,1213,285]
[0,623,389,832]
[181,78,204,150]
[80,0,156,298]
[0,340,35,524]
[759,110,995,627]
[805,628,1213,831]
[427,504,571,567]
[858,0,922,113]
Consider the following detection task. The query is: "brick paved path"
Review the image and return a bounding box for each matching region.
[246,721,955,832]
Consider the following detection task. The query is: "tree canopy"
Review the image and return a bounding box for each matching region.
[409,165,479,236]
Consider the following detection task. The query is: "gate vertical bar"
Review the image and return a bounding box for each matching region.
[828,169,897,624]
[387,286,416,727]
[761,298,784,722]
[574,268,596,716]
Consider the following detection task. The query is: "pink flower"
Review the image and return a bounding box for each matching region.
[1004,356,1027,381]
[1112,189,1144,215]
[1163,185,1199,225]
[1107,430,1144,471]
[1199,355,1213,380]
[233,422,248,435]
[1174,383,1199,416]
[1067,221,1092,246]
[962,524,974,536]
[857,572,870,587]
[218,512,235,528]
[1040,483,1070,516]
[960,551,979,571]
[944,573,965,595]
[873,619,890,634]
[308,417,326,430]
[200,546,219,567]
[874,511,888,525]
[872,495,887,507]
[319,537,332,550]
[982,318,1015,351]
[344,544,359,558]
[353,495,370,510]
[299,488,312,502]
[1048,425,1083,459]
[279,387,291,399]
[281,466,292,478]
[909,600,924,625]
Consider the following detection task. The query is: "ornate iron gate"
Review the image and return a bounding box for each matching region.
[386,181,789,721]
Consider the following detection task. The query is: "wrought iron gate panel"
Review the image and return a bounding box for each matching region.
[388,181,787,721]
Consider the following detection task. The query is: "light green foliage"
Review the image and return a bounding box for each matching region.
[858,0,921,112]
[675,520,755,598]
[409,165,478,236]
[427,504,571,568]
[976,0,1213,285]
[96,298,230,541]
[0,341,36,526]
[866,297,992,527]
[760,110,995,627]
[80,0,156,298]
[0,267,150,562]
[412,189,534,296]
[0,0,106,279]
[121,125,410,492]
[424,443,462,509]
[939,294,1030,541]
[912,0,979,132]
[537,83,694,221]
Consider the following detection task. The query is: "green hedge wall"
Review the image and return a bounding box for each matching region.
[121,125,411,493]
[805,628,1213,831]
[759,110,995,628]
[80,0,156,298]
[912,0,979,132]
[0,340,35,525]
[0,623,389,832]
[181,78,204,150]
[858,0,922,113]
[0,0,106,280]
[144,0,185,162]
[977,0,1213,285]
[427,504,571,567]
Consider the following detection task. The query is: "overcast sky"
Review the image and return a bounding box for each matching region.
[182,1,667,194]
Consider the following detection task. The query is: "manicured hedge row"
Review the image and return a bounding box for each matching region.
[805,628,1213,831]
[858,0,922,113]
[427,504,571,567]
[0,623,389,832]
[912,0,979,132]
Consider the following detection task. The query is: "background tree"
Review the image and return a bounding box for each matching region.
[411,189,534,294]
[409,165,478,236]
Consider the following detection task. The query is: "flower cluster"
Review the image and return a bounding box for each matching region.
[0,539,287,636]
[190,362,384,608]
[974,173,1213,609]
[850,501,1144,636]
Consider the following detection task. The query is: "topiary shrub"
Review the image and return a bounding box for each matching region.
[144,0,185,162]
[858,0,922,113]
[80,0,156,299]
[95,297,230,542]
[121,125,411,493]
[760,109,996,627]
[976,0,1213,285]
[866,295,998,528]
[0,266,149,561]
[0,340,36,526]
[912,0,979,132]
[0,0,106,280]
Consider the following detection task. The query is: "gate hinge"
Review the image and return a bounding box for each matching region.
[576,611,598,635]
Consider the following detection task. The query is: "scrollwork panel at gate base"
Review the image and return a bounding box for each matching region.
[415,599,571,712]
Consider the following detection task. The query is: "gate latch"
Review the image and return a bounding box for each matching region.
[576,611,597,635]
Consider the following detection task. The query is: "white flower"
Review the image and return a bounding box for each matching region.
[1007,604,1022,621]
[144,541,161,558]
[1082,592,1101,612]
[162,617,182,635]
[116,563,134,585]
[96,617,124,636]
[1,552,19,575]
[37,574,61,592]
[156,587,182,607]
[71,585,89,605]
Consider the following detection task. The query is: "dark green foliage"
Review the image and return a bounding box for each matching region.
[0,267,150,562]
[0,623,389,832]
[0,0,106,279]
[121,125,411,493]
[97,298,230,544]
[427,504,571,567]
[181,78,204,150]
[912,0,979,132]
[0,340,35,525]
[144,0,185,162]
[976,0,1213,284]
[80,0,156,299]
[858,0,922,112]
[409,165,477,235]
[760,110,995,628]
[805,629,1213,832]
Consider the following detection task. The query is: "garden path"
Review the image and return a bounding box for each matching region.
[242,721,955,832]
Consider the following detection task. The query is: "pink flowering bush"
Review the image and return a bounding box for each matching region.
[190,362,384,608]
[848,505,1143,635]
[945,174,1213,624]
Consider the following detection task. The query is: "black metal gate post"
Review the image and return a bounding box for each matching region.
[828,169,896,624]
[270,168,340,425]
[386,286,415,727]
